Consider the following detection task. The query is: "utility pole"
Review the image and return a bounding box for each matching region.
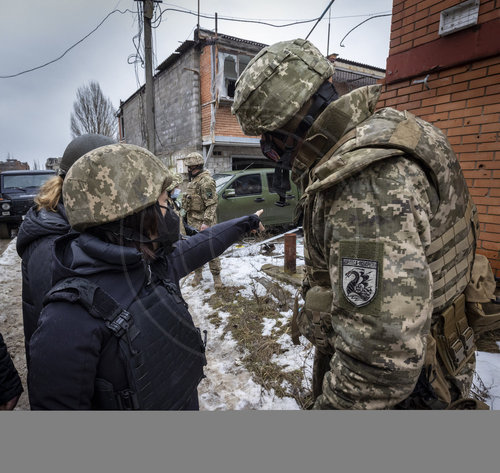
[143,0,155,152]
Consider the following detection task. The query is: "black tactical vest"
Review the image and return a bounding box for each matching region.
[44,275,207,410]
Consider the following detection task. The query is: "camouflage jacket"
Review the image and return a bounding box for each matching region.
[293,85,478,409]
[183,170,218,229]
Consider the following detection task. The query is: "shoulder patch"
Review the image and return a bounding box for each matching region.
[341,258,378,307]
[338,240,384,312]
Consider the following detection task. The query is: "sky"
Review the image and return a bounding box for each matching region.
[0,0,393,169]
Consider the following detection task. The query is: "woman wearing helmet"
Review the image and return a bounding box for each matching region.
[27,143,264,410]
[16,134,115,369]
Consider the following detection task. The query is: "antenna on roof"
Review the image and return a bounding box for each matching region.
[327,6,331,56]
[197,0,200,31]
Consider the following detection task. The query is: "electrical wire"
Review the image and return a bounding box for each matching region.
[305,0,336,40]
[153,7,319,28]
[1,4,392,80]
[0,8,136,79]
[340,14,392,47]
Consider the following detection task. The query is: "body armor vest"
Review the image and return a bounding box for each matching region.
[291,98,479,407]
[300,106,478,314]
[44,275,207,410]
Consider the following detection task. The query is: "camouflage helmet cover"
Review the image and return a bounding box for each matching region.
[231,38,334,136]
[162,170,183,192]
[63,143,168,231]
[184,152,204,167]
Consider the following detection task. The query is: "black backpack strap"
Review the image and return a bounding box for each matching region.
[44,277,140,351]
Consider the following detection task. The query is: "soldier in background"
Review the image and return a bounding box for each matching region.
[232,39,484,409]
[163,171,185,236]
[182,152,222,289]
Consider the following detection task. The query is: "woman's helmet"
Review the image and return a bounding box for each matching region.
[59,134,116,176]
[62,143,168,231]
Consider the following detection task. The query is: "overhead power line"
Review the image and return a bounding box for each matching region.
[0,5,392,79]
[305,0,336,40]
[0,8,136,79]
[339,14,392,47]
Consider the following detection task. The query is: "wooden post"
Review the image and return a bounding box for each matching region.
[284,233,296,274]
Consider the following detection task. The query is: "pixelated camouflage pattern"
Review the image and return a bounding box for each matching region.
[232,38,334,135]
[163,171,183,193]
[184,152,204,167]
[63,143,168,231]
[183,170,218,228]
[292,85,477,409]
[183,169,220,275]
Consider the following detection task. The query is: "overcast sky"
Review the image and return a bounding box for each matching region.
[0,0,392,169]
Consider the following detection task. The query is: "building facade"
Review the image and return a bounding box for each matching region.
[0,159,29,172]
[117,28,385,177]
[377,0,500,276]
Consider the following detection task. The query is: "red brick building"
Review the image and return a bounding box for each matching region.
[0,159,29,172]
[378,0,500,275]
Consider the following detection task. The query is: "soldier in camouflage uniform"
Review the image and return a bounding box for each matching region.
[232,39,484,409]
[162,170,185,236]
[183,152,222,289]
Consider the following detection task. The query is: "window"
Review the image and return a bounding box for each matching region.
[218,53,252,99]
[228,174,262,196]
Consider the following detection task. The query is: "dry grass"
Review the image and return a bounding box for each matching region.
[207,279,312,408]
[475,328,500,353]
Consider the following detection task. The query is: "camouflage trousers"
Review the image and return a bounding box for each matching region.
[194,257,221,277]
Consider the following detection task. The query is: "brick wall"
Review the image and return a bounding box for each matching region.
[380,0,500,276]
[200,43,260,141]
[200,45,212,139]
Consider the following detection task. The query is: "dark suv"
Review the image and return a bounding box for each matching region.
[0,170,55,238]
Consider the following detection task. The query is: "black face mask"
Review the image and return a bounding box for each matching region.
[188,166,202,181]
[260,131,296,207]
[154,202,180,253]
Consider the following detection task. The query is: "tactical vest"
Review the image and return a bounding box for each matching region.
[44,275,207,410]
[292,104,480,408]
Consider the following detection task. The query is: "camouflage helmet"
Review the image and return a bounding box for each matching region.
[62,143,168,231]
[232,38,334,136]
[184,152,204,167]
[162,170,183,192]
[60,134,115,176]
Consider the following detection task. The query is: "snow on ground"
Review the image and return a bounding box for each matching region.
[1,233,500,410]
[180,234,500,410]
[474,347,500,410]
[180,235,313,410]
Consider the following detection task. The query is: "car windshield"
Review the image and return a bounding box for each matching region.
[213,173,233,193]
[3,173,54,190]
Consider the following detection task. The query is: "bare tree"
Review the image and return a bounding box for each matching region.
[70,81,117,138]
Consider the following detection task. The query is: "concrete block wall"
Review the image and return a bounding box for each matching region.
[120,47,201,168]
[154,47,201,167]
[380,0,500,275]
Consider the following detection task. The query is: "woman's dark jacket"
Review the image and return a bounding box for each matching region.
[0,332,23,406]
[28,214,260,410]
[16,204,71,363]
